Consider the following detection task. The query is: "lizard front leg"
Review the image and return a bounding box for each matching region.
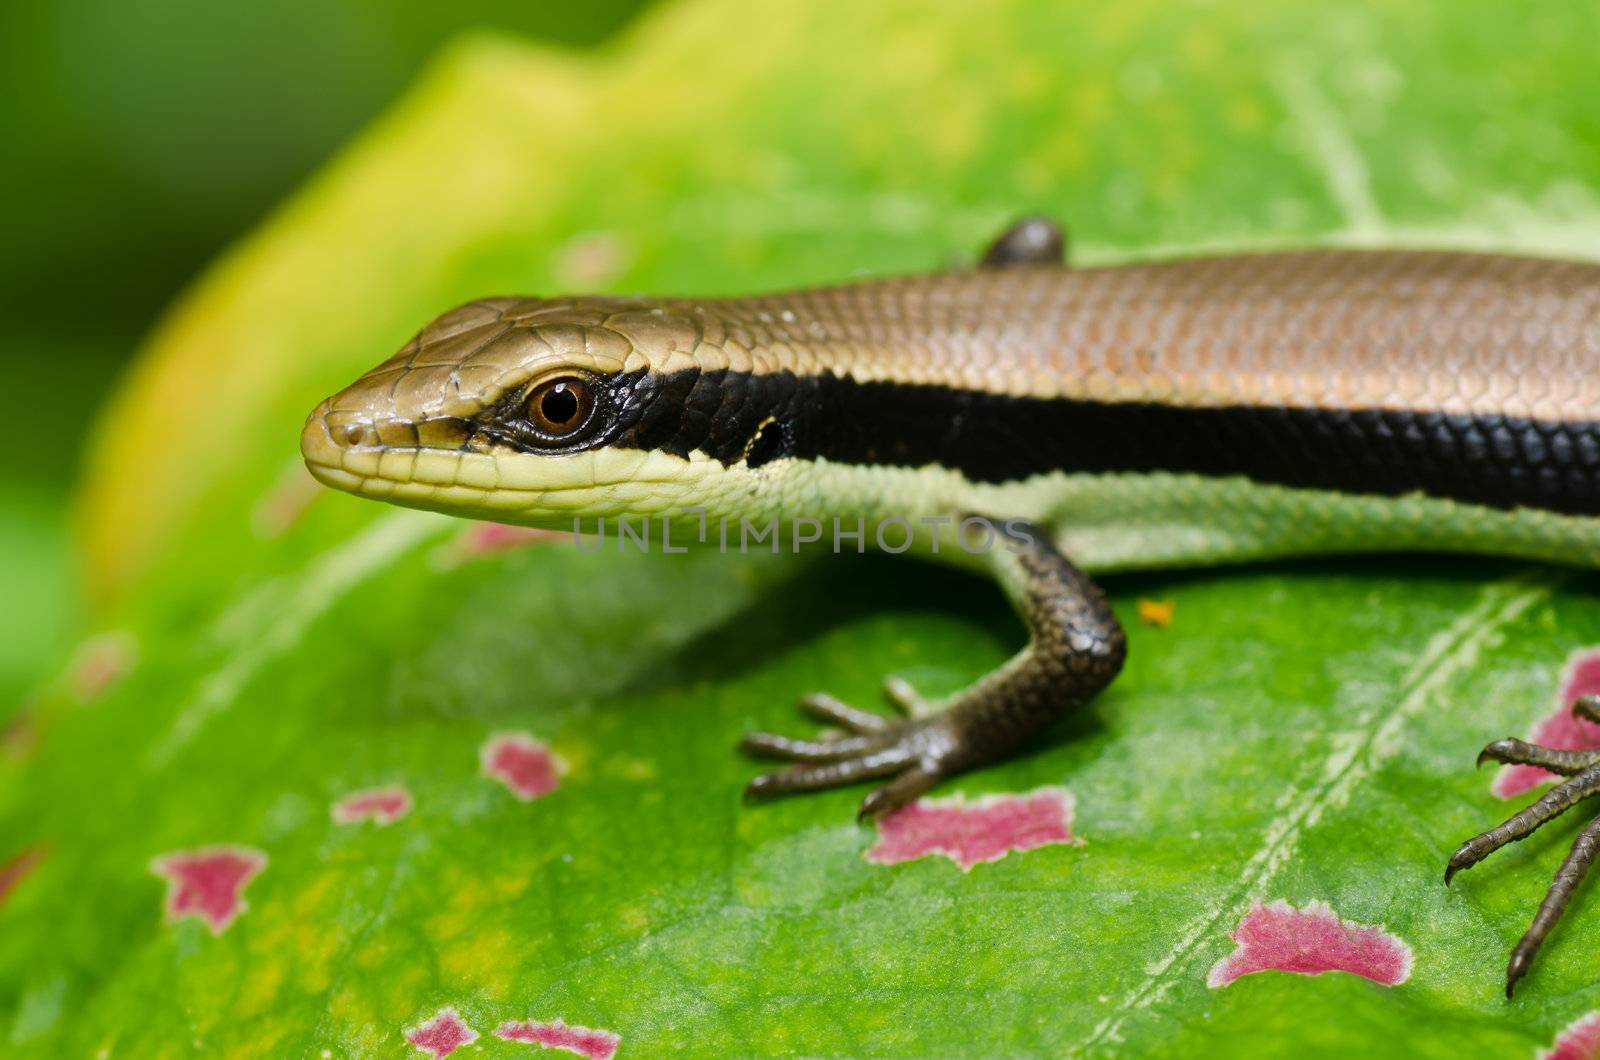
[742,519,1126,818]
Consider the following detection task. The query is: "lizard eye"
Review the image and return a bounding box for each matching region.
[524,376,595,438]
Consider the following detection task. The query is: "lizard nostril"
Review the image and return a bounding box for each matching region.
[337,423,371,448]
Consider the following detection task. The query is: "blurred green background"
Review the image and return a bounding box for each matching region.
[0,1,651,713]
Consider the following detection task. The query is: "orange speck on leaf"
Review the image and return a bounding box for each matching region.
[1136,598,1175,628]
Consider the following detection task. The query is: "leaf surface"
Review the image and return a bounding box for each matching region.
[8,1,1600,1055]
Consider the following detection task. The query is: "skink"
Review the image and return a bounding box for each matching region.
[302,218,1600,995]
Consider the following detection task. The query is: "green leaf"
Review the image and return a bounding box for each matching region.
[0,487,72,717]
[9,1,1600,1055]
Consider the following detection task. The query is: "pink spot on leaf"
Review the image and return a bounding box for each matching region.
[0,845,46,908]
[150,846,266,934]
[482,733,561,801]
[1206,899,1412,988]
[69,631,136,703]
[437,522,566,568]
[252,463,322,538]
[332,785,413,826]
[406,1008,478,1059]
[468,522,564,553]
[555,230,632,288]
[1494,649,1600,799]
[2,708,38,761]
[1545,1011,1600,1060]
[496,1019,620,1060]
[865,788,1079,871]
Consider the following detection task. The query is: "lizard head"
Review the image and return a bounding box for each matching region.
[301,295,787,532]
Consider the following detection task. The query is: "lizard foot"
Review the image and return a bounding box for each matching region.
[740,521,1123,822]
[741,678,973,819]
[1447,693,1600,997]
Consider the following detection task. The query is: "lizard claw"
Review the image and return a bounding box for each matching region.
[742,680,968,817]
[1447,741,1600,996]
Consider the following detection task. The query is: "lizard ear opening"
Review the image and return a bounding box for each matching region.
[744,419,790,469]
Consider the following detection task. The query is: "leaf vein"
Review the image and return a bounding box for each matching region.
[1077,572,1554,1053]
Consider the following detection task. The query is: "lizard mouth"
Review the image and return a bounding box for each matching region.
[299,401,711,525]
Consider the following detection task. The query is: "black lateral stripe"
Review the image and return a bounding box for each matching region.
[575,369,1600,517]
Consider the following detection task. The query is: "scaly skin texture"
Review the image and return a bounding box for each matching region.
[302,219,1600,995]
[311,248,1600,422]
